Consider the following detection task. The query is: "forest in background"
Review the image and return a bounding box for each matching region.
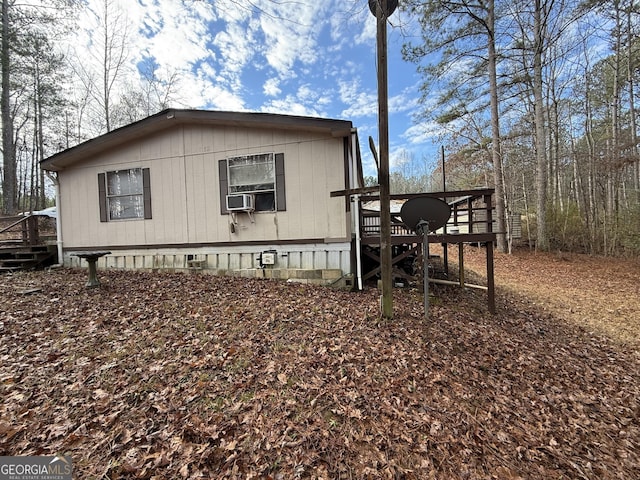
[1,0,639,256]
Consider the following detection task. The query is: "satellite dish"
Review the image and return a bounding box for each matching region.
[400,197,451,233]
[368,0,398,17]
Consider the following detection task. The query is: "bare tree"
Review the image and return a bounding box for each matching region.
[68,0,131,133]
[1,0,78,214]
[402,0,508,251]
[1,0,16,214]
[532,0,550,250]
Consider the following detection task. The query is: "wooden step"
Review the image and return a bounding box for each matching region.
[0,244,49,252]
[0,244,56,272]
[0,240,24,247]
[0,265,22,272]
[1,256,49,265]
[1,250,51,259]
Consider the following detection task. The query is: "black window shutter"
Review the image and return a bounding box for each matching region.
[142,168,152,219]
[219,159,229,215]
[275,153,286,211]
[98,173,107,222]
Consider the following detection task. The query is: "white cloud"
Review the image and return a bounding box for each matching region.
[296,84,317,102]
[259,4,324,77]
[59,0,427,169]
[213,25,255,76]
[139,0,216,71]
[263,78,281,97]
[200,82,247,111]
[403,122,443,145]
[338,79,377,118]
[261,97,323,118]
[355,13,377,45]
[389,88,420,115]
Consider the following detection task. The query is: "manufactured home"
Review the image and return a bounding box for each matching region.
[40,108,499,309]
[41,109,364,285]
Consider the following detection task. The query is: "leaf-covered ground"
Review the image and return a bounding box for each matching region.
[1,247,639,479]
[463,246,640,345]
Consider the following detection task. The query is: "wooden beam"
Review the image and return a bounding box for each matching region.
[361,244,420,281]
[359,232,496,245]
[362,188,495,201]
[330,186,380,198]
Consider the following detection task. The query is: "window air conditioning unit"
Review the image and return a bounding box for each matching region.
[226,194,254,212]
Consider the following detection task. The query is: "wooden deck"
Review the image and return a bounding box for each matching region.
[355,189,497,313]
[0,215,57,271]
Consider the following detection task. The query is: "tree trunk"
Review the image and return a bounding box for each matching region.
[605,0,623,255]
[533,0,549,250]
[36,59,45,209]
[487,0,507,253]
[1,0,17,215]
[103,0,110,132]
[626,4,639,204]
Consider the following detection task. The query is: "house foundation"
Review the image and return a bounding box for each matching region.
[63,241,353,287]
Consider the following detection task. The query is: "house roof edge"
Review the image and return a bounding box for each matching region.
[41,109,354,171]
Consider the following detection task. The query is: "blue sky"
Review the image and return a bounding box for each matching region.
[70,0,443,178]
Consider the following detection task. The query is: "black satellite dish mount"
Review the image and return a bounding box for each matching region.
[400,197,451,319]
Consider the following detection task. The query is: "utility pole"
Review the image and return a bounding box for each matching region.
[369,0,396,319]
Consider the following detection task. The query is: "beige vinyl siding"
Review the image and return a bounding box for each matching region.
[152,157,188,244]
[61,124,348,249]
[184,153,210,242]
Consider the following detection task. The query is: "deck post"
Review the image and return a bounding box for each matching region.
[486,241,496,313]
[458,242,465,288]
[484,192,496,313]
[27,216,39,245]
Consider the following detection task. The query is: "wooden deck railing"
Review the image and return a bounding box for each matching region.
[0,215,43,246]
[358,188,495,242]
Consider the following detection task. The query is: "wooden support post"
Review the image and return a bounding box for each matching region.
[443,243,449,278]
[484,193,494,233]
[486,241,496,313]
[27,216,39,245]
[484,192,496,313]
[418,220,430,319]
[441,147,449,278]
[375,0,393,319]
[458,242,465,288]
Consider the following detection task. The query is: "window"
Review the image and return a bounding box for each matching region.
[228,153,275,211]
[98,168,152,221]
[219,153,286,213]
